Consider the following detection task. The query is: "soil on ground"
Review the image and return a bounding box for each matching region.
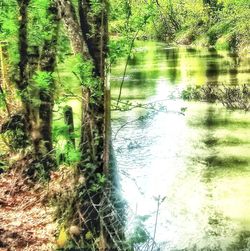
[0,169,56,251]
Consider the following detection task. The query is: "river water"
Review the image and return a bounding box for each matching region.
[111,42,250,250]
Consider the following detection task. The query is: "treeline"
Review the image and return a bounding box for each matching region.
[110,0,250,54]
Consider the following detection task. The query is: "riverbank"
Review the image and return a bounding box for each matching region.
[117,0,250,57]
[173,31,250,56]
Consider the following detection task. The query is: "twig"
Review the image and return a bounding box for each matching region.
[0,44,11,116]
[151,196,166,251]
[116,29,140,106]
[113,108,184,140]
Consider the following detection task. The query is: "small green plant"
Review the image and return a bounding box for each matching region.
[33,71,53,91]
[181,85,202,100]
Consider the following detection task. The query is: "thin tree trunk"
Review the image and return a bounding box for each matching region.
[0,44,11,116]
[64,105,75,148]
[16,0,33,151]
[17,0,30,92]
[15,0,59,175]
[33,2,60,171]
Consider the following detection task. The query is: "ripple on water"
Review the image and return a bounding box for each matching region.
[112,42,250,250]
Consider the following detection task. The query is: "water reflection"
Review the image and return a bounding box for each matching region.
[228,54,239,85]
[186,47,197,55]
[165,48,180,84]
[111,45,160,99]
[205,52,220,84]
[111,42,250,250]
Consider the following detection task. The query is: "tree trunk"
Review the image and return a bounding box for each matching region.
[78,1,110,249]
[63,105,75,148]
[77,0,108,166]
[0,43,11,116]
[16,0,33,152]
[17,0,29,92]
[16,0,59,176]
[56,0,90,58]
[34,2,59,171]
[57,0,120,249]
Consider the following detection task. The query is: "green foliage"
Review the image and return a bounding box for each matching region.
[0,92,6,108]
[28,0,53,46]
[109,0,250,52]
[53,123,70,141]
[108,38,130,64]
[73,56,94,86]
[89,0,103,14]
[72,55,102,102]
[53,120,81,164]
[181,85,202,101]
[90,173,107,192]
[3,129,28,151]
[181,0,249,51]
[0,1,19,68]
[57,28,71,63]
[0,159,8,173]
[109,0,157,66]
[33,71,53,90]
[67,147,81,163]
[0,6,18,40]
[128,215,151,246]
[85,231,94,240]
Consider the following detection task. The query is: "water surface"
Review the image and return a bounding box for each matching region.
[111,42,250,250]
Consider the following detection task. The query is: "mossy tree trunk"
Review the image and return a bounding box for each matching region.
[78,1,110,249]
[16,0,59,176]
[57,0,114,249]
[34,3,59,173]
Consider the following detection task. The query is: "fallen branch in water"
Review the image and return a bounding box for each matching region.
[112,104,185,140]
[181,83,250,111]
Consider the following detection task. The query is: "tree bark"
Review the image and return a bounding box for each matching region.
[58,0,114,249]
[16,0,34,152]
[63,105,75,148]
[78,2,110,248]
[0,44,11,116]
[78,0,108,77]
[34,2,59,171]
[56,0,90,58]
[17,0,30,92]
[15,0,59,175]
